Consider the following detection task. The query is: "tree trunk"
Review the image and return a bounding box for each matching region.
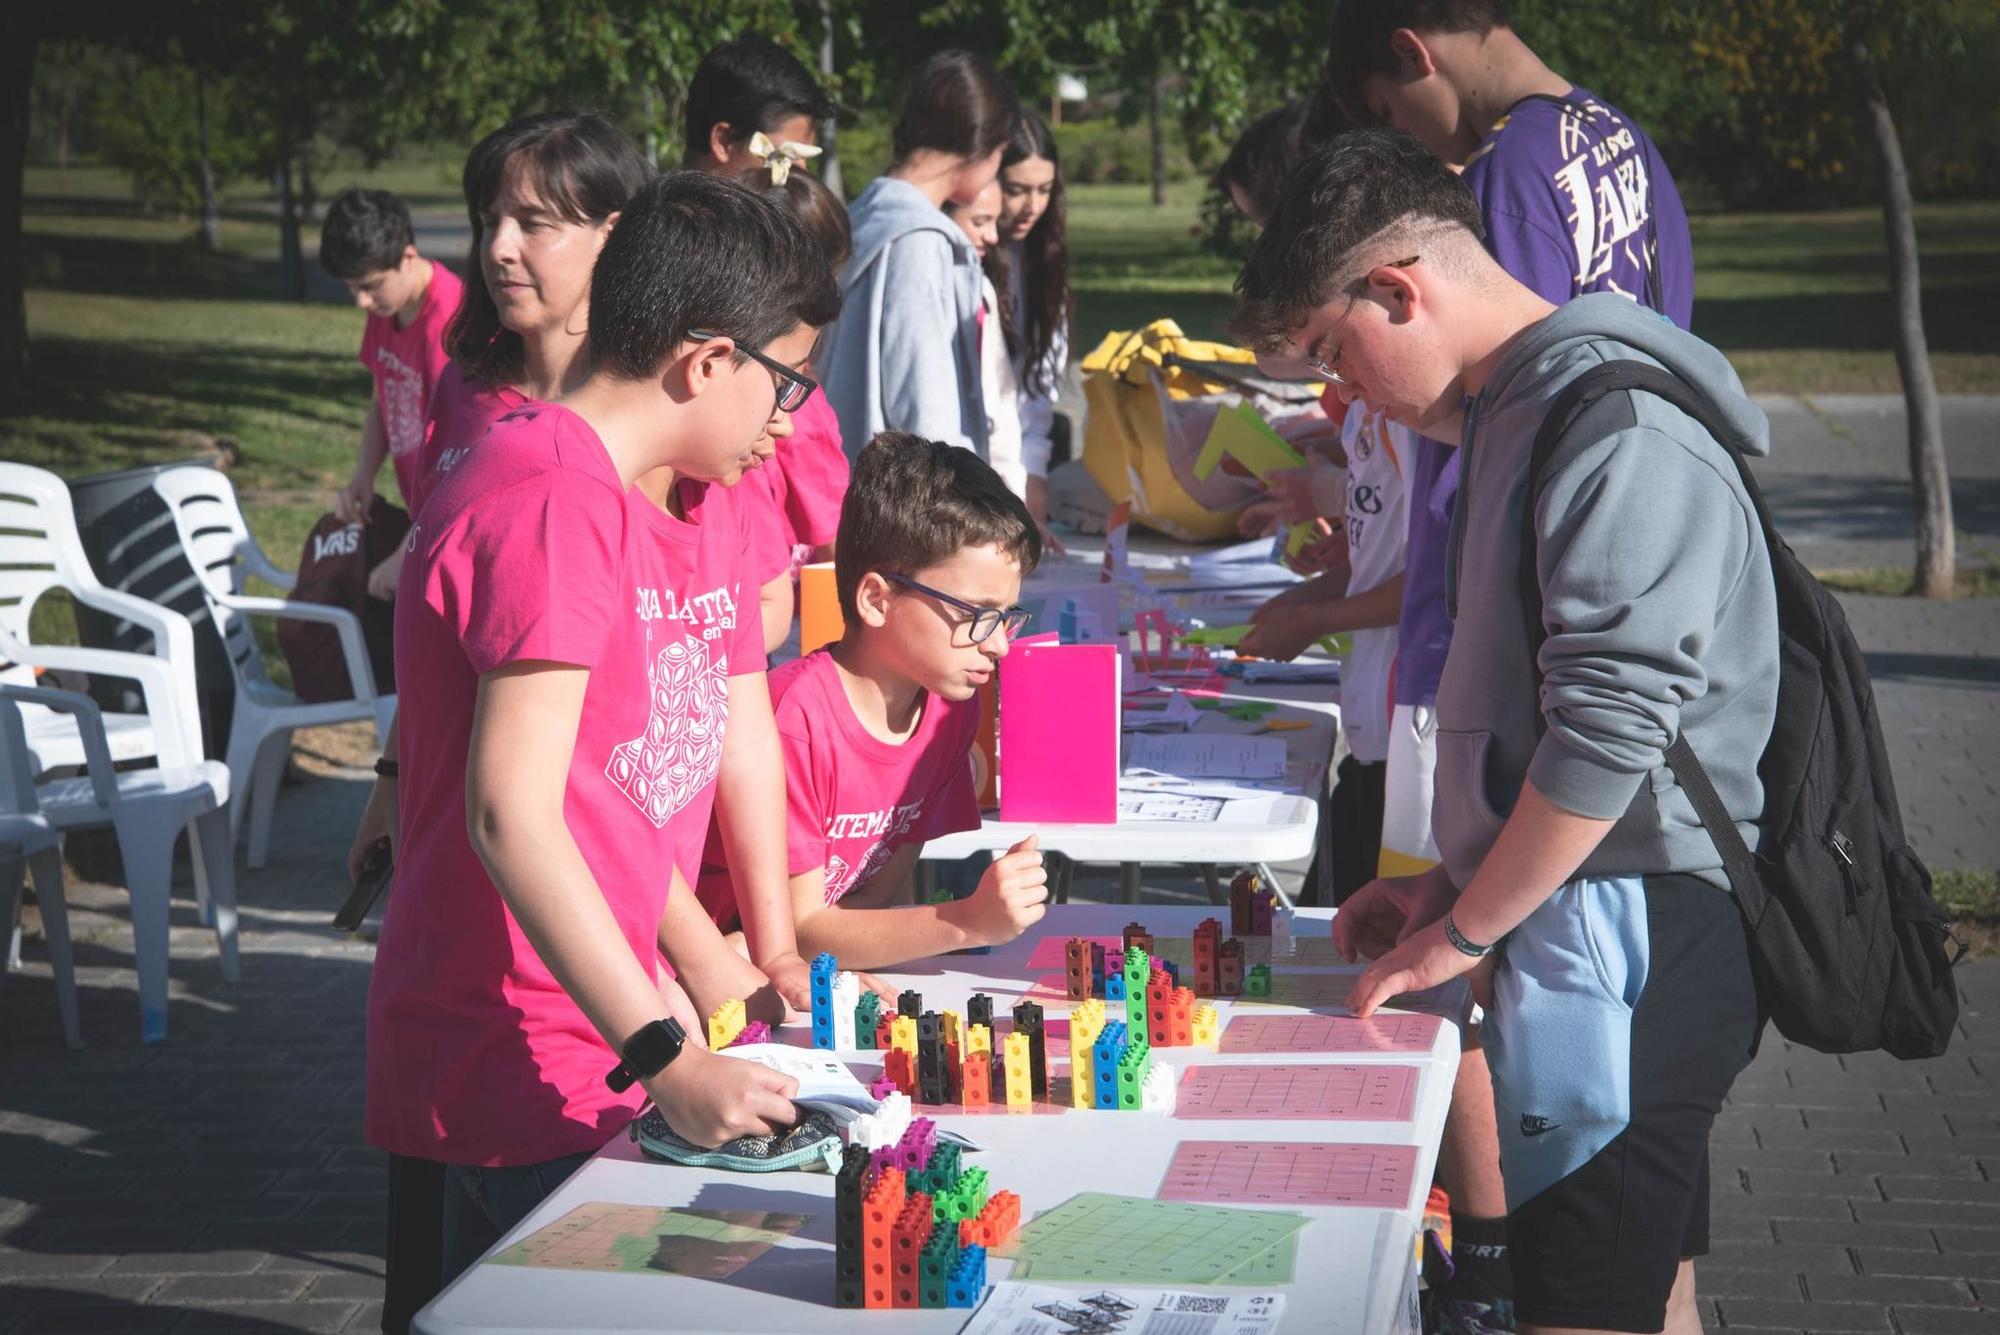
[641,83,658,166]
[1148,61,1167,206]
[1,17,36,412]
[195,72,220,254]
[277,147,306,302]
[816,0,842,198]
[298,137,317,223]
[1853,38,1953,597]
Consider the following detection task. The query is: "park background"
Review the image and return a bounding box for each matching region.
[0,4,1998,1332]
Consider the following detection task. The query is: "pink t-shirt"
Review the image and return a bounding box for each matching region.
[773,392,849,557]
[693,648,980,929]
[407,365,526,519]
[358,260,465,509]
[738,464,797,588]
[365,402,761,1167]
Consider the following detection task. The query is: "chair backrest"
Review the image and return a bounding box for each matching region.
[0,464,115,691]
[151,468,272,690]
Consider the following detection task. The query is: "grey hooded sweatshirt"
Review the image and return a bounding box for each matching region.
[1434,293,1780,888]
[820,176,989,461]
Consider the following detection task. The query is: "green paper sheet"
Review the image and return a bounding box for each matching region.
[1000,1192,1310,1287]
[1194,402,1307,481]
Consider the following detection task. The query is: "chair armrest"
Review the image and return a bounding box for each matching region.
[243,542,298,593]
[0,683,119,807]
[65,583,198,666]
[0,632,206,768]
[215,594,378,706]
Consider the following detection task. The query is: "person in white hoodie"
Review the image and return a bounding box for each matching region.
[821,50,1020,462]
[945,179,1025,500]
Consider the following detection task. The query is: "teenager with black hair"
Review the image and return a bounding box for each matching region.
[682,33,832,175]
[991,112,1072,549]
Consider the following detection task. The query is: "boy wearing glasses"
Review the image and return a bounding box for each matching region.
[695,431,1050,968]
[1233,132,1775,1335]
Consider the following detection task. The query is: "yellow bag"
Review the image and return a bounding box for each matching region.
[1080,319,1318,541]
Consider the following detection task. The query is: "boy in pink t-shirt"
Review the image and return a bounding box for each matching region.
[320,188,464,595]
[366,173,843,1284]
[695,431,1049,970]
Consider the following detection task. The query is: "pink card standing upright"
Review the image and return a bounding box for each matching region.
[999,634,1121,823]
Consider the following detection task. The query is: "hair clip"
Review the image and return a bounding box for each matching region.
[749,130,824,186]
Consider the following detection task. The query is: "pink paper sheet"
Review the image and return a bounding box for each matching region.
[1175,1063,1419,1122]
[1220,1013,1443,1056]
[1159,1140,1422,1209]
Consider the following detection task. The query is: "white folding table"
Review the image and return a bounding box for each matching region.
[416,904,1466,1335]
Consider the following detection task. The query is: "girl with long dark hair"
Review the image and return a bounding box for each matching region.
[991,112,1072,547]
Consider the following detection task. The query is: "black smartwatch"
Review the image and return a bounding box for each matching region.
[606,1018,687,1093]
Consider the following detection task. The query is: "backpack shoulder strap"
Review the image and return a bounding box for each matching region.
[1520,360,1771,912]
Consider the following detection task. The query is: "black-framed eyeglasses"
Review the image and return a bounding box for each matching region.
[687,328,819,412]
[885,573,1032,645]
[1303,256,1419,386]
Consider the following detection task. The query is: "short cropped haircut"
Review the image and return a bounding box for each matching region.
[836,432,1042,624]
[318,188,414,279]
[731,162,853,272]
[446,110,653,386]
[587,171,842,382]
[891,50,1021,165]
[1227,129,1485,352]
[1325,0,1513,123]
[682,34,833,164]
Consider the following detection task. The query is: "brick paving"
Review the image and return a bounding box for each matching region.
[3,395,1996,1332]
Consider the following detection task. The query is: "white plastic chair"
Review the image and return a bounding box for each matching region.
[1,681,236,1044]
[0,763,78,1050]
[152,468,393,869]
[0,463,184,775]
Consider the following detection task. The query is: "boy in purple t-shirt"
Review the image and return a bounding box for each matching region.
[1319,4,1696,1332]
[694,432,1051,970]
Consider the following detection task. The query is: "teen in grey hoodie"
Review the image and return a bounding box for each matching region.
[1232,132,1776,1335]
[820,50,1019,461]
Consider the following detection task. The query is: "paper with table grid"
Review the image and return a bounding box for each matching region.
[999,1192,1311,1286]
[1175,1063,1420,1121]
[1220,1012,1443,1055]
[486,1202,808,1278]
[1159,1140,1422,1210]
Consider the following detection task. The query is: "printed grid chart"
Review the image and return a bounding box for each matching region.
[1175,1063,1420,1122]
[1001,1192,1311,1286]
[1220,1013,1443,1056]
[1159,1141,1421,1210]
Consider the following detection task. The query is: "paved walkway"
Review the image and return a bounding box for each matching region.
[2,396,1996,1332]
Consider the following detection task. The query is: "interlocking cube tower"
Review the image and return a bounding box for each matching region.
[855,992,881,1050]
[1011,1001,1048,1099]
[1122,922,1154,956]
[898,990,923,1020]
[1230,870,1278,935]
[706,998,746,1051]
[967,993,993,1031]
[1219,938,1245,996]
[1192,917,1221,996]
[836,1116,1009,1309]
[1064,937,1104,1002]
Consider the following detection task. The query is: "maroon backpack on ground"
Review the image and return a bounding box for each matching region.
[277,497,409,701]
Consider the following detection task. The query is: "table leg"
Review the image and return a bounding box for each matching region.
[1119,862,1142,904]
[1053,855,1074,905]
[916,861,938,902]
[1199,864,1226,906]
[1257,861,1297,911]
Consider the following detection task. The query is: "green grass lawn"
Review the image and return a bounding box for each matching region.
[7,168,1998,554]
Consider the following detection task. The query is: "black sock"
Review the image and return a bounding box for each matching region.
[1449,1212,1514,1301]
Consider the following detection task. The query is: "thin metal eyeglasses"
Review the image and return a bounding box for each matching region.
[1302,256,1420,385]
[687,328,818,412]
[885,574,1033,645]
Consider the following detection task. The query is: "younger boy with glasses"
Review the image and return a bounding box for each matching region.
[695,431,1049,969]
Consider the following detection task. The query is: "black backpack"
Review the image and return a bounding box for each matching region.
[1521,361,1964,1059]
